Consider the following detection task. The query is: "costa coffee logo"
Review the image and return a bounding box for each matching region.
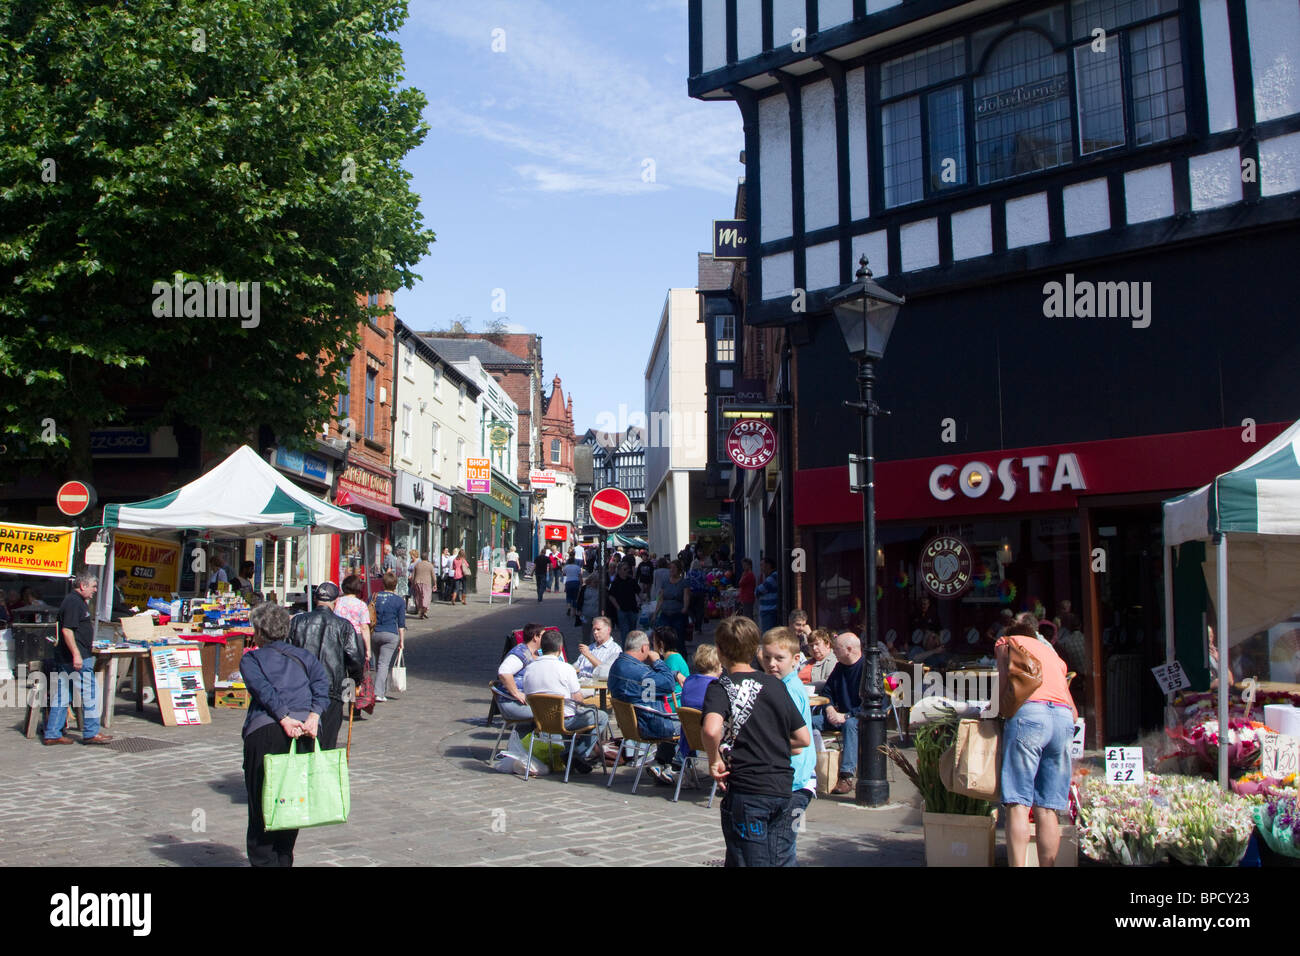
[919,536,973,598]
[726,419,776,470]
[929,453,1085,502]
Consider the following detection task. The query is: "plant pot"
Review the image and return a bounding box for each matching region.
[923,809,998,867]
[1023,823,1079,867]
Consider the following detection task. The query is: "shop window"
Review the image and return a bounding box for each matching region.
[715,315,735,363]
[974,31,1073,185]
[365,369,377,439]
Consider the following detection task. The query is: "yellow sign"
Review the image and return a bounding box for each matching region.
[113,533,182,606]
[0,522,75,577]
[489,425,510,448]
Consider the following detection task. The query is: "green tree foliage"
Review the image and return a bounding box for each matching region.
[0,0,434,476]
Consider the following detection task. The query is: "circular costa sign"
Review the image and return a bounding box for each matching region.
[590,487,632,531]
[725,418,777,470]
[56,480,96,518]
[918,535,974,598]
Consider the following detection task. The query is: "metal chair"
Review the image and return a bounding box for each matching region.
[673,707,718,807]
[524,693,602,782]
[607,698,679,793]
[488,681,532,760]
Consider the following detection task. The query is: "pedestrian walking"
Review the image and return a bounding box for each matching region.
[369,572,405,702]
[410,550,436,619]
[452,549,469,605]
[439,548,454,602]
[286,582,365,749]
[756,557,780,632]
[534,554,548,602]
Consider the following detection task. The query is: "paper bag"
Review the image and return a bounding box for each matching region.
[816,748,840,795]
[939,718,1000,801]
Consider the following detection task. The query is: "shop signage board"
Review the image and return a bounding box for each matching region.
[929,453,1085,502]
[544,524,568,541]
[918,535,975,598]
[1150,661,1191,694]
[56,480,96,517]
[1104,747,1144,784]
[590,488,632,531]
[726,418,777,470]
[395,471,433,511]
[114,533,182,607]
[90,430,151,455]
[0,522,76,577]
[489,425,511,449]
[431,490,452,513]
[466,458,491,494]
[338,462,392,501]
[529,469,557,486]
[275,446,329,483]
[712,219,747,260]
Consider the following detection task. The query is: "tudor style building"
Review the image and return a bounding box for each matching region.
[689,0,1300,746]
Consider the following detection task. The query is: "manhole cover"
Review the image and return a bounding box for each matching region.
[106,737,183,754]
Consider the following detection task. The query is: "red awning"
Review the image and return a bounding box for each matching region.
[336,490,402,521]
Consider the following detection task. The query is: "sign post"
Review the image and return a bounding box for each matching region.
[56,481,97,576]
[590,488,632,630]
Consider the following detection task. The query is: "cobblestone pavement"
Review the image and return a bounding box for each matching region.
[0,590,926,866]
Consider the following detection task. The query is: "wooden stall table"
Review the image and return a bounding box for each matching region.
[23,649,146,738]
[96,645,151,729]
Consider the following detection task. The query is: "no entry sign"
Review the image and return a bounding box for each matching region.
[56,481,96,518]
[590,487,632,531]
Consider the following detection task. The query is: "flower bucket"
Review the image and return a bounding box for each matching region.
[923,810,998,867]
[1023,823,1079,867]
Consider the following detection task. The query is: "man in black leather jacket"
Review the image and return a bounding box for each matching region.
[287,582,366,749]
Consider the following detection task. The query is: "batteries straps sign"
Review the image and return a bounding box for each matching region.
[0,522,76,577]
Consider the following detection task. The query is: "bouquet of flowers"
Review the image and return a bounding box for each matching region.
[1253,794,1300,859]
[1163,717,1268,774]
[1231,771,1298,799]
[1077,773,1255,866]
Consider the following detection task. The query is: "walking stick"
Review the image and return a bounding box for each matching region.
[346,700,355,764]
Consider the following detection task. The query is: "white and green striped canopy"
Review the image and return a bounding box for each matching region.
[1164,419,1300,545]
[104,444,363,537]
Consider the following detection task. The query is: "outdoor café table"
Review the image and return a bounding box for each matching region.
[580,678,609,711]
[808,694,829,708]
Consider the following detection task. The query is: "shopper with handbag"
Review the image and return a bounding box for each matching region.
[241,602,331,867]
[996,614,1076,868]
[369,572,406,702]
[452,549,470,605]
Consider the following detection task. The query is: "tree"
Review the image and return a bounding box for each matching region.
[0,0,434,478]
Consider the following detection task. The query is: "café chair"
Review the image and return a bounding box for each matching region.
[525,693,600,783]
[673,707,718,807]
[607,698,679,794]
[488,681,533,759]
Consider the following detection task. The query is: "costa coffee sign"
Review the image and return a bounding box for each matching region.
[726,419,777,470]
[919,536,974,598]
[338,462,393,501]
[929,453,1085,502]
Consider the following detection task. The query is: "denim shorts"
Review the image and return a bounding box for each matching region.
[1000,701,1073,811]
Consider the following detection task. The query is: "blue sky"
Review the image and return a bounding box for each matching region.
[392,0,743,433]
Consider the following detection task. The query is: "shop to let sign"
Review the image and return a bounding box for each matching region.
[466,458,491,494]
[0,522,76,577]
[1105,747,1144,784]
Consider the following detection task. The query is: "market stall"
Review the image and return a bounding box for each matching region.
[1162,419,1300,787]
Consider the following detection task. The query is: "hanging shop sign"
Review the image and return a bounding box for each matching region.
[338,462,393,501]
[0,522,76,577]
[489,425,511,449]
[919,535,975,599]
[713,219,747,261]
[113,533,182,606]
[544,524,568,541]
[726,418,777,470]
[466,458,491,494]
[928,453,1085,502]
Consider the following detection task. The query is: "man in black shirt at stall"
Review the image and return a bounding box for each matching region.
[45,571,112,746]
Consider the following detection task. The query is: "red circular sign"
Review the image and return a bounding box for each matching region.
[725,419,777,470]
[56,480,96,517]
[590,488,632,531]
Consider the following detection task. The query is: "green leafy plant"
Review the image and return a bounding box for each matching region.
[881,708,994,815]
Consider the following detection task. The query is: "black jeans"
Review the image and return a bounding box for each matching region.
[719,790,796,867]
[319,699,343,751]
[243,721,301,867]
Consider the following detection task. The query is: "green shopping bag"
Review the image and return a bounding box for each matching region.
[262,737,350,832]
[519,732,567,772]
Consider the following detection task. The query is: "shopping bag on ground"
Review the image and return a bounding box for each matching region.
[390,648,407,693]
[939,717,1001,801]
[263,737,350,831]
[519,732,567,771]
[493,729,550,776]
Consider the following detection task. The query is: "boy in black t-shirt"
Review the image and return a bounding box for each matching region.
[702,615,810,867]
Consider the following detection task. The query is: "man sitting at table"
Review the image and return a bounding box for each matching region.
[521,629,609,773]
[608,631,681,785]
[822,632,864,795]
[494,623,544,734]
[575,616,621,679]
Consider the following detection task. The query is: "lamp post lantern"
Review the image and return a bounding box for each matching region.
[829,255,904,807]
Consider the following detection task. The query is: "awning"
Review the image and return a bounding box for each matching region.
[336,490,403,522]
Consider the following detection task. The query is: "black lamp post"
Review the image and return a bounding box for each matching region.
[829,255,904,807]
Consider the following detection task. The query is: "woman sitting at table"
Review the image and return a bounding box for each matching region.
[241,602,331,867]
[906,631,951,669]
[798,628,836,692]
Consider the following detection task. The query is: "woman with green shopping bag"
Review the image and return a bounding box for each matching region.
[241,602,332,867]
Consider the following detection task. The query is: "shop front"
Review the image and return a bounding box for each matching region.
[450,492,478,590]
[393,470,433,562]
[475,471,520,574]
[795,424,1292,747]
[333,459,399,589]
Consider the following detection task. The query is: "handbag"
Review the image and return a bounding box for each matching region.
[262,737,350,831]
[390,647,407,694]
[367,598,377,628]
[939,718,1001,801]
[998,636,1043,719]
[354,664,376,712]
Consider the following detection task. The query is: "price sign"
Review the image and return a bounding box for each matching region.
[84,542,107,566]
[1260,732,1300,779]
[1105,746,1144,785]
[1070,718,1086,759]
[1150,661,1191,694]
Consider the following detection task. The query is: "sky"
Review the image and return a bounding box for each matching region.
[391,0,743,434]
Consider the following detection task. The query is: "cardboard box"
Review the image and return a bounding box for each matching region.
[213,688,250,710]
[923,810,998,867]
